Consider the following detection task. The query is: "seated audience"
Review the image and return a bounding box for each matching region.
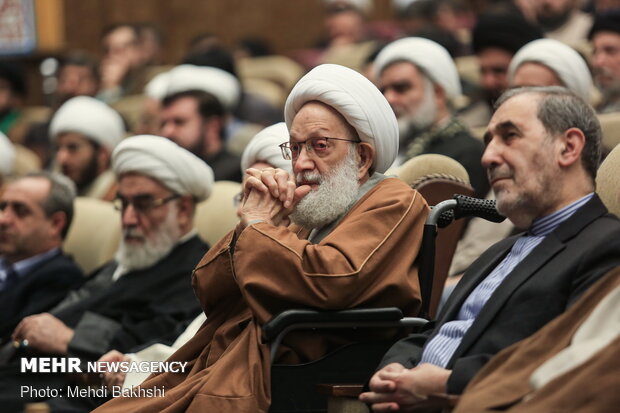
[0,63,26,142]
[49,96,126,201]
[0,136,211,412]
[590,10,620,113]
[94,63,429,412]
[374,37,488,197]
[0,172,83,340]
[360,86,620,411]
[532,0,592,48]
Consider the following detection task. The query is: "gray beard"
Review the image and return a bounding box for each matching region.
[397,79,437,144]
[290,147,360,230]
[114,205,182,271]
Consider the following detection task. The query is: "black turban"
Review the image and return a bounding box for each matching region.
[589,10,620,39]
[472,13,543,55]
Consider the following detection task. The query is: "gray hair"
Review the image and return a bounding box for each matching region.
[495,86,602,181]
[24,171,77,239]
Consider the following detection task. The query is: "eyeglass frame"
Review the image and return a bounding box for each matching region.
[113,193,181,214]
[278,136,361,161]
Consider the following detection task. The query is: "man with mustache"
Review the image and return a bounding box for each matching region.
[94,63,429,413]
[360,86,620,412]
[50,96,126,201]
[374,37,488,197]
[0,136,210,411]
[590,10,620,114]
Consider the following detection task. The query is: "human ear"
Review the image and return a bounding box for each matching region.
[558,128,586,168]
[357,143,374,179]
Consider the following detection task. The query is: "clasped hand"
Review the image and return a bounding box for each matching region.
[238,168,311,231]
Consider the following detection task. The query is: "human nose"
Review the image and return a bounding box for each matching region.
[121,203,139,227]
[56,147,70,164]
[160,121,175,140]
[293,144,316,174]
[481,138,501,170]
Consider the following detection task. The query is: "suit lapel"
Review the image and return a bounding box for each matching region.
[448,195,608,363]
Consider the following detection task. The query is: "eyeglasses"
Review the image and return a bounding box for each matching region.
[279,137,360,160]
[0,201,33,218]
[113,193,180,214]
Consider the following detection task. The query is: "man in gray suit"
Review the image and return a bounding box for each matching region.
[360,86,620,411]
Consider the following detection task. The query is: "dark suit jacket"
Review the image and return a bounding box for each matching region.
[0,251,83,341]
[51,235,209,360]
[379,194,620,394]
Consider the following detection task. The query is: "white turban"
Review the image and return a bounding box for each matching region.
[284,64,398,174]
[240,122,292,173]
[165,64,241,111]
[144,71,170,100]
[112,135,214,202]
[0,131,15,177]
[509,38,593,101]
[374,37,462,100]
[50,96,125,151]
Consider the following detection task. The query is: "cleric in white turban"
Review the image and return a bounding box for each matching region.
[509,38,593,102]
[93,64,427,413]
[240,122,291,173]
[165,64,241,111]
[285,63,398,174]
[50,96,125,151]
[373,37,462,102]
[112,135,213,202]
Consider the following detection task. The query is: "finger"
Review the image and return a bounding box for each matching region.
[260,169,280,198]
[369,378,397,393]
[283,180,296,209]
[244,176,269,198]
[273,169,291,201]
[12,318,31,341]
[292,185,312,207]
[371,402,400,412]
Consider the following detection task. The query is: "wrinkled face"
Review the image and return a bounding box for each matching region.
[482,93,561,227]
[592,31,620,91]
[55,132,101,190]
[0,178,55,262]
[289,101,360,189]
[478,47,513,102]
[379,62,429,120]
[512,62,563,88]
[160,97,205,157]
[56,65,99,103]
[116,174,179,246]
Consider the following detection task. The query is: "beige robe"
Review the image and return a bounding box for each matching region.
[454,265,620,413]
[94,177,428,413]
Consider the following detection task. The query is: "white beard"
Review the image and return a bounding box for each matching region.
[290,146,360,230]
[115,204,182,271]
[398,78,437,140]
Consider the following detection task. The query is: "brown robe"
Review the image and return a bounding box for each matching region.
[454,266,620,413]
[94,177,428,413]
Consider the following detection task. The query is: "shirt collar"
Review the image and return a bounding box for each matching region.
[529,193,594,236]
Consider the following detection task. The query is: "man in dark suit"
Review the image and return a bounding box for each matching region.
[0,172,83,340]
[360,86,620,412]
[0,136,213,412]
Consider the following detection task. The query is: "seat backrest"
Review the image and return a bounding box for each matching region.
[194,181,242,246]
[395,154,474,318]
[596,143,620,217]
[598,112,620,151]
[13,144,42,176]
[64,197,121,274]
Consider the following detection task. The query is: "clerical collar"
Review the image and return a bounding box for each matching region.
[529,193,594,237]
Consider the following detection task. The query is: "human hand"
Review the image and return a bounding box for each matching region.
[12,313,74,355]
[99,350,130,389]
[100,56,130,90]
[359,363,451,412]
[244,167,296,208]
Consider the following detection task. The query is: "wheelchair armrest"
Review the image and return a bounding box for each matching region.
[263,307,428,361]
